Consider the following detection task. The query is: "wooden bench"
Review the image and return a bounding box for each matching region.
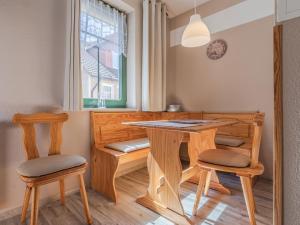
[90,111,264,202]
[90,112,202,202]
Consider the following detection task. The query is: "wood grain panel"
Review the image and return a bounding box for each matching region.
[274,25,283,225]
[240,176,256,225]
[146,128,185,213]
[161,112,190,120]
[12,113,68,124]
[91,146,119,202]
[116,157,147,177]
[49,122,63,156]
[202,112,257,138]
[92,112,155,147]
[20,123,39,160]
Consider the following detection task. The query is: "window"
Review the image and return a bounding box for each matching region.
[101,84,113,99]
[80,0,128,108]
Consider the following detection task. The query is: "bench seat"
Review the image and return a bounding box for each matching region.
[180,136,248,162]
[105,138,150,153]
[215,135,253,157]
[215,135,245,147]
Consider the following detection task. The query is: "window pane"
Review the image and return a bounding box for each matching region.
[80,1,126,104]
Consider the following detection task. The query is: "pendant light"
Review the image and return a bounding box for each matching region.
[181,0,211,48]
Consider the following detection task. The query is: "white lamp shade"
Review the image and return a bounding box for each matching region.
[181,14,211,48]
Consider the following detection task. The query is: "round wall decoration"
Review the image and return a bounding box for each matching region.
[207,39,228,60]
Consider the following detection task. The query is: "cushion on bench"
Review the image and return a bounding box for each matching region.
[105,138,150,153]
[215,135,245,147]
[17,154,87,177]
[199,149,250,168]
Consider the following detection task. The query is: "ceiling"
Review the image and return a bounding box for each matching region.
[164,0,211,18]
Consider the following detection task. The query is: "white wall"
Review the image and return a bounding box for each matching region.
[0,0,91,212]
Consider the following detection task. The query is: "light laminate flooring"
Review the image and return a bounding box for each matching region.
[0,168,273,225]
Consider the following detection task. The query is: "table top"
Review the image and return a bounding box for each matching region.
[123,119,237,133]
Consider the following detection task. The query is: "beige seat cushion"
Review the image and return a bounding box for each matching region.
[17,155,86,177]
[215,135,245,147]
[105,138,150,153]
[199,149,250,168]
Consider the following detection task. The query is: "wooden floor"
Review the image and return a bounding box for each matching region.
[0,168,273,225]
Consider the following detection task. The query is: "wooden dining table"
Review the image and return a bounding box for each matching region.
[125,119,237,225]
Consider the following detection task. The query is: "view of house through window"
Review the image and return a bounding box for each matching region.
[80,0,127,108]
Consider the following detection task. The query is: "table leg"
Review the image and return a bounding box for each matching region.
[136,128,193,225]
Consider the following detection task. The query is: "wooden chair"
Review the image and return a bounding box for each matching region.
[13,113,92,225]
[192,120,264,225]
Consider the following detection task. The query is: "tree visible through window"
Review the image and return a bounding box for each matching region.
[80,0,127,108]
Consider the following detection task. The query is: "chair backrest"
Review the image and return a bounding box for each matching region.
[12,113,69,160]
[250,120,264,168]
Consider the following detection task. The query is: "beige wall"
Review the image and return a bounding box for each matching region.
[282,17,300,225]
[0,0,92,212]
[0,0,143,213]
[167,3,274,179]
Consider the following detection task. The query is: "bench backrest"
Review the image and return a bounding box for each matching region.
[91,112,203,148]
[91,112,156,147]
[91,111,264,154]
[203,111,264,139]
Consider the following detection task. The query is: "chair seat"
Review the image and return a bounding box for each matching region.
[17,155,87,177]
[105,138,150,153]
[199,149,250,168]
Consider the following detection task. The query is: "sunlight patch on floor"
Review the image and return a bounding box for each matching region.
[207,202,227,222]
[181,192,209,215]
[144,216,175,225]
[200,220,215,225]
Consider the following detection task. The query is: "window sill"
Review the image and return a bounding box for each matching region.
[83,108,138,112]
